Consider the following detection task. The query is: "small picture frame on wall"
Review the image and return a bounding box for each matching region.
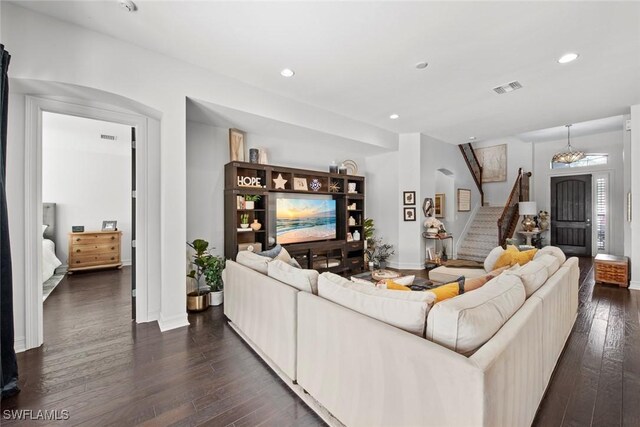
[403,207,416,221]
[457,189,471,212]
[293,177,308,191]
[229,128,246,162]
[102,220,117,231]
[403,191,416,205]
[435,193,445,218]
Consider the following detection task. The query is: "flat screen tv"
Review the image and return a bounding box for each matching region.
[276,197,337,244]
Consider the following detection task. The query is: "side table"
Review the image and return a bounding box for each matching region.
[594,254,629,287]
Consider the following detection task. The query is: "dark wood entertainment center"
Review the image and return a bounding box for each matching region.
[224,161,365,275]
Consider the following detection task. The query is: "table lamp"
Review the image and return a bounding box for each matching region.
[519,201,537,232]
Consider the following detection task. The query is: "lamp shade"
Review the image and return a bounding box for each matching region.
[519,201,537,216]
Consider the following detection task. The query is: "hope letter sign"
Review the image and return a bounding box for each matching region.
[238,176,262,187]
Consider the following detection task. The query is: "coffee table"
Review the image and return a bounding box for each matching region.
[351,271,436,290]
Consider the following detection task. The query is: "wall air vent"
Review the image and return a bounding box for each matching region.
[493,81,523,94]
[100,134,117,141]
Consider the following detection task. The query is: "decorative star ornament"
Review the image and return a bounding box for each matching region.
[273,173,288,190]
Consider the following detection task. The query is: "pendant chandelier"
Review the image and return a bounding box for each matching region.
[552,124,585,164]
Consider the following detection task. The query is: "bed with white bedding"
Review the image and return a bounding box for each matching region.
[42,203,62,283]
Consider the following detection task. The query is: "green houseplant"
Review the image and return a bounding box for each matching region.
[240,213,249,228]
[186,239,213,312]
[204,255,225,306]
[244,194,261,210]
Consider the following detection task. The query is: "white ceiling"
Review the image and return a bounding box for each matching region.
[13,1,640,143]
[517,115,625,143]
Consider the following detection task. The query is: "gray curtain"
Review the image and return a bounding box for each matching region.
[0,43,19,399]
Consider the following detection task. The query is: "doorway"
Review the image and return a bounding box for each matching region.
[41,112,135,320]
[23,96,154,350]
[550,174,592,256]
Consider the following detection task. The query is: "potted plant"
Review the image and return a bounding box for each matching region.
[204,255,225,306]
[244,194,261,210]
[186,239,213,312]
[240,213,249,228]
[374,242,395,269]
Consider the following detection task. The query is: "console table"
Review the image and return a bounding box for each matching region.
[423,233,453,262]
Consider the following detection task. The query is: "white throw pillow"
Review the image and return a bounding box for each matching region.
[534,253,561,278]
[236,250,271,275]
[426,273,526,355]
[267,259,319,294]
[318,272,436,336]
[533,246,566,265]
[484,246,505,272]
[505,259,549,297]
[274,247,292,263]
[393,275,415,286]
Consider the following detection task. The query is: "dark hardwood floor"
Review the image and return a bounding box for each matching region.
[4,258,639,426]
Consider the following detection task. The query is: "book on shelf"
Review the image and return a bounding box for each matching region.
[237,228,253,232]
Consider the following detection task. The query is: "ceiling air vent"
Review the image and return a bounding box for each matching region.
[493,81,523,94]
[100,134,117,141]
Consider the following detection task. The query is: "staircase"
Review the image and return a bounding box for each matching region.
[457,206,503,262]
[458,142,533,262]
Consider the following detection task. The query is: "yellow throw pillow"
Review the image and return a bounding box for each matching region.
[429,277,465,302]
[493,246,538,270]
[385,280,411,291]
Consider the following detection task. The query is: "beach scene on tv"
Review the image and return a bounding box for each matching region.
[276,198,337,244]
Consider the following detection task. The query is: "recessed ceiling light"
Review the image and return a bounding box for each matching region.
[415,61,429,70]
[119,0,137,12]
[389,114,399,120]
[280,68,295,77]
[469,136,476,141]
[558,53,579,64]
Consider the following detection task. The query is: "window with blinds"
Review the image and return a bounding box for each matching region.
[596,176,607,252]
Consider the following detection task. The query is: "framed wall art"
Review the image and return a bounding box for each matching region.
[475,144,507,182]
[457,189,471,212]
[434,193,445,218]
[403,207,416,221]
[229,128,246,162]
[403,191,416,205]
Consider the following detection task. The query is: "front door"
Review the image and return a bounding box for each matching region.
[550,174,592,256]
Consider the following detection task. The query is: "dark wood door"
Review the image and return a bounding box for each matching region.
[551,174,592,256]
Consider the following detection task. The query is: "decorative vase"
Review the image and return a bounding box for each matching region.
[427,227,438,236]
[240,223,249,229]
[353,230,361,241]
[249,148,259,164]
[245,201,255,210]
[258,148,268,164]
[349,216,356,226]
[250,219,262,231]
[368,261,375,271]
[209,291,224,306]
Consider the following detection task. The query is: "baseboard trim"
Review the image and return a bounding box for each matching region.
[14,336,26,353]
[629,281,640,291]
[388,261,424,270]
[228,321,345,427]
[157,312,189,332]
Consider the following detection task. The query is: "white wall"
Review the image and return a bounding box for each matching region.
[472,137,533,206]
[186,120,371,255]
[42,113,132,265]
[364,151,400,265]
[531,129,625,255]
[421,136,482,258]
[2,3,395,335]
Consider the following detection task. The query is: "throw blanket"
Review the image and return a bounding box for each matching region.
[443,259,485,269]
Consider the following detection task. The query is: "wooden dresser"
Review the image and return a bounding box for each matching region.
[68,231,123,273]
[594,254,629,287]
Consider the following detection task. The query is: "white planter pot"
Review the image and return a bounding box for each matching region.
[245,201,255,210]
[209,291,224,306]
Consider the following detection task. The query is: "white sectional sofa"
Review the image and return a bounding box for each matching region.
[223,248,579,427]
